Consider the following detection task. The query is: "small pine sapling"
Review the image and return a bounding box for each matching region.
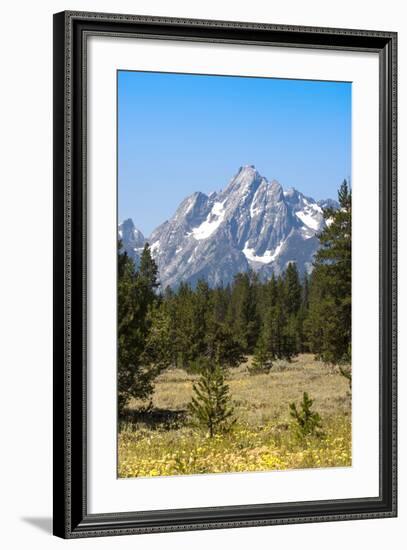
[289,392,322,437]
[188,360,235,437]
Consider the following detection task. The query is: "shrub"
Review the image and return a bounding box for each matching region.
[188,360,235,437]
[289,392,322,437]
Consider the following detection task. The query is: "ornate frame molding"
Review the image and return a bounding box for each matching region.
[53,11,397,538]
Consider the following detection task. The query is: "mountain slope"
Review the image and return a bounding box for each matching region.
[120,165,338,288]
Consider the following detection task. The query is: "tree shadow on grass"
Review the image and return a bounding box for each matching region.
[122,407,188,430]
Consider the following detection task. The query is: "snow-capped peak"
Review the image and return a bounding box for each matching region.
[226,165,263,193]
[118,218,145,247]
[119,166,339,288]
[118,219,146,264]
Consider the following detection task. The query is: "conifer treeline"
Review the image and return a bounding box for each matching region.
[118,180,351,416]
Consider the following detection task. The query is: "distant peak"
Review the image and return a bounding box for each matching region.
[182,190,209,207]
[270,178,282,188]
[284,186,296,197]
[118,219,145,248]
[317,198,339,209]
[120,218,135,228]
[225,165,264,198]
[231,165,262,183]
[236,164,259,177]
[178,191,207,208]
[283,187,307,203]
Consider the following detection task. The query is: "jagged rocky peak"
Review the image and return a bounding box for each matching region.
[231,164,261,184]
[118,217,134,236]
[225,165,265,199]
[118,218,145,247]
[118,218,145,261]
[119,165,339,288]
[284,186,296,197]
[267,179,284,201]
[175,191,211,224]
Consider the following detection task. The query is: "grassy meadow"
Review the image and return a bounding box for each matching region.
[118,354,351,478]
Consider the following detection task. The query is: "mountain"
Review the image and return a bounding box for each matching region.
[120,165,339,288]
[118,218,146,264]
[317,198,340,210]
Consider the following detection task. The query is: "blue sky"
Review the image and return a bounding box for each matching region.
[118,71,351,236]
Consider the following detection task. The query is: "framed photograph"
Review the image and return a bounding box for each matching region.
[53,11,397,538]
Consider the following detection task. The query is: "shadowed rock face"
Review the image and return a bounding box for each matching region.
[118,218,146,266]
[119,165,339,288]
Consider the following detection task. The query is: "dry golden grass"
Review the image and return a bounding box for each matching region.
[120,354,351,478]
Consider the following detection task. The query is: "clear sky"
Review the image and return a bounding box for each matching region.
[118,70,351,236]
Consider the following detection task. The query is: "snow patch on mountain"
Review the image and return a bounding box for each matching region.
[295,209,320,231]
[192,200,225,240]
[243,240,284,265]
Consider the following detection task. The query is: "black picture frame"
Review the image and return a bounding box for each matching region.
[53,10,397,539]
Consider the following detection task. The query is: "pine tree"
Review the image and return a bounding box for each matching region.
[306,180,352,364]
[250,316,274,374]
[168,279,244,372]
[284,262,302,316]
[142,302,174,374]
[138,243,159,304]
[118,243,151,414]
[302,273,310,310]
[205,320,244,369]
[289,392,322,437]
[191,279,211,358]
[117,241,165,417]
[171,282,196,369]
[188,360,235,437]
[227,271,260,353]
[281,263,303,356]
[251,275,278,372]
[267,273,278,307]
[267,276,294,360]
[211,284,230,324]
